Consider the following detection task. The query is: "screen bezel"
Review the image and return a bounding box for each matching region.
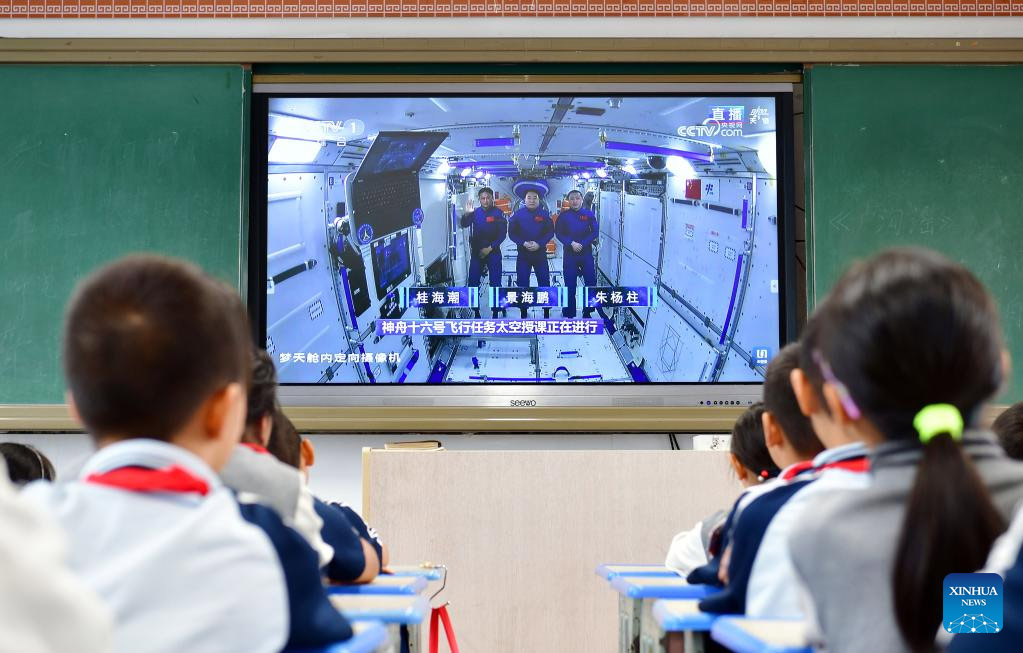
[250,82,797,408]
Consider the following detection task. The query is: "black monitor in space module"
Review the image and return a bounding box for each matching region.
[351,131,449,242]
[371,231,412,300]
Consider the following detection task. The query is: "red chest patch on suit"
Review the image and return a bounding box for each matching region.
[486,216,495,223]
[579,216,589,221]
[534,216,545,223]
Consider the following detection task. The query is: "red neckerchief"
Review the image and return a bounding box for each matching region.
[241,442,269,455]
[86,465,209,496]
[780,461,815,481]
[815,456,870,474]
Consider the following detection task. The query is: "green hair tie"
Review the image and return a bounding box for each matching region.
[914,404,964,444]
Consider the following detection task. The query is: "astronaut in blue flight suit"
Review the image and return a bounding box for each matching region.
[459,186,507,318]
[555,189,598,318]
[508,189,554,317]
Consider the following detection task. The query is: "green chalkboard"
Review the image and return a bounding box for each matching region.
[806,64,1023,400]
[0,65,249,404]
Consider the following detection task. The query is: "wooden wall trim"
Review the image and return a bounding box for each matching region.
[0,404,747,432]
[3,403,1009,433]
[1,38,1023,63]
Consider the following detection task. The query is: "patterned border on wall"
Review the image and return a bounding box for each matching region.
[3,0,1022,17]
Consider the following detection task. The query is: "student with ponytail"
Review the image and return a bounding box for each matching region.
[788,248,1023,653]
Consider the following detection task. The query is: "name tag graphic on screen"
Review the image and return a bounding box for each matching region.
[494,287,560,308]
[403,286,474,308]
[584,287,656,308]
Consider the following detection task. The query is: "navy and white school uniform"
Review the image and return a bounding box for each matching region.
[221,443,334,567]
[665,509,727,576]
[313,497,378,582]
[686,463,803,587]
[237,497,354,649]
[698,462,822,614]
[554,208,598,318]
[745,442,870,618]
[206,445,355,647]
[22,439,289,653]
[790,434,1023,653]
[326,499,385,563]
[508,205,554,287]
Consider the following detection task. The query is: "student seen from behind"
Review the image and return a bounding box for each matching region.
[268,412,388,577]
[694,342,826,611]
[727,321,872,619]
[664,403,779,576]
[787,247,1023,653]
[687,345,822,587]
[23,255,353,652]
[219,348,335,568]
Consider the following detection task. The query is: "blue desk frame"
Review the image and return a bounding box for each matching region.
[285,620,388,653]
[710,616,811,653]
[596,563,680,581]
[607,576,713,653]
[328,576,428,596]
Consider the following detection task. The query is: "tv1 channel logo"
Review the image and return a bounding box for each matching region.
[944,573,1003,635]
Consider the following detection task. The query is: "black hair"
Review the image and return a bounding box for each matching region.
[813,247,1005,650]
[477,187,494,198]
[247,348,278,426]
[763,342,823,459]
[991,402,1023,461]
[266,411,302,469]
[63,255,252,442]
[730,403,780,481]
[0,443,56,484]
[797,312,828,411]
[566,190,583,199]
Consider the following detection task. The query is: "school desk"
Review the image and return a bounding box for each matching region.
[609,575,713,653]
[596,563,680,581]
[330,595,429,653]
[328,575,429,596]
[650,599,719,653]
[710,616,811,653]
[285,621,390,653]
[386,565,445,581]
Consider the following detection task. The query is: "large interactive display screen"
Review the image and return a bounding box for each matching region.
[257,93,791,385]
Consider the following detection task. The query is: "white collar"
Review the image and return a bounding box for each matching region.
[80,439,222,490]
[812,441,869,467]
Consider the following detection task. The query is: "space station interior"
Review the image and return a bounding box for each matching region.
[263,95,782,384]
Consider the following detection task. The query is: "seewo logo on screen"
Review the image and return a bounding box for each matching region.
[944,573,1003,634]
